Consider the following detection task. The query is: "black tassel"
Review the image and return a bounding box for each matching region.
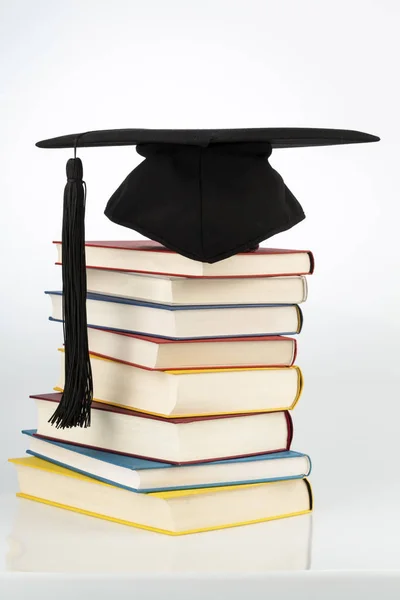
[49,157,93,428]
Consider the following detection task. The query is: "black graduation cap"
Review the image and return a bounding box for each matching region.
[36,127,379,429]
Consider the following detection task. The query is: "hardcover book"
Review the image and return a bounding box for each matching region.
[31,393,293,464]
[47,291,303,339]
[55,350,303,417]
[86,328,298,370]
[10,456,313,535]
[22,429,311,493]
[83,268,308,305]
[55,241,315,278]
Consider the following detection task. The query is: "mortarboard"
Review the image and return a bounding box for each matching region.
[36,127,379,429]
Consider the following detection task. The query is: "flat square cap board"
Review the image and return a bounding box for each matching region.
[35,127,379,429]
[36,127,379,148]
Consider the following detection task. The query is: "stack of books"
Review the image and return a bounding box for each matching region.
[11,241,314,536]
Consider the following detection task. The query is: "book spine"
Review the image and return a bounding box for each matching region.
[303,478,313,510]
[308,251,315,274]
[302,277,308,303]
[291,338,298,365]
[296,305,304,333]
[284,411,293,449]
[290,367,304,410]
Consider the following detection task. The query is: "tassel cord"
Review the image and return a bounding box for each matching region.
[49,158,93,428]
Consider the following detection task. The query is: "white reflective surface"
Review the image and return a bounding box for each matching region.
[1,489,400,599]
[2,496,312,573]
[1,473,400,574]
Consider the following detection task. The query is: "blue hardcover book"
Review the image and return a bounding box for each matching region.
[46,291,303,339]
[23,430,311,493]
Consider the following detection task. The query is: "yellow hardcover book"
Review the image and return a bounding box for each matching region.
[55,349,304,418]
[10,457,313,536]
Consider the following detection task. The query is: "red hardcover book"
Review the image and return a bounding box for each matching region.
[54,240,314,278]
[31,393,293,465]
[86,329,298,371]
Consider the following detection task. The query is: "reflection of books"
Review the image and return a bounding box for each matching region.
[7,498,313,573]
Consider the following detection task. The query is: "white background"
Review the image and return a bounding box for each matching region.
[0,0,399,557]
